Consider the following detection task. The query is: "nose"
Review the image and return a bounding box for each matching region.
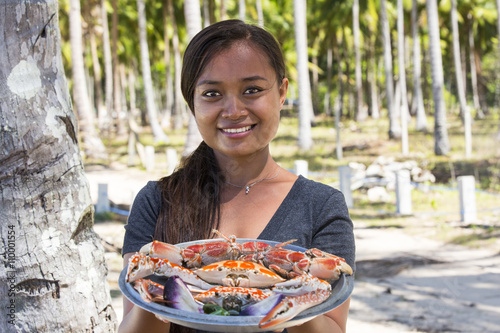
[222,96,248,119]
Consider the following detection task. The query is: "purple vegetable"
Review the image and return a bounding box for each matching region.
[163,276,204,313]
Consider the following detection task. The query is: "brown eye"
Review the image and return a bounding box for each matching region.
[203,90,220,97]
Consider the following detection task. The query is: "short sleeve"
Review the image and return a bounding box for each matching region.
[312,189,356,270]
[122,181,161,256]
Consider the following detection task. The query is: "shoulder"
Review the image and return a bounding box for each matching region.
[292,176,344,203]
[122,181,162,255]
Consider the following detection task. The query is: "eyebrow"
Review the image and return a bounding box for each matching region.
[196,76,269,87]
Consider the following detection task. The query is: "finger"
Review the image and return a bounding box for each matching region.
[154,314,170,323]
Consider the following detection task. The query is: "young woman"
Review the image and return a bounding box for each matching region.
[119,19,355,333]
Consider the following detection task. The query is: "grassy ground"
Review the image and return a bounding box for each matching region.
[101,110,500,251]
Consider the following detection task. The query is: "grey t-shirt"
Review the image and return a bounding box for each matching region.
[123,175,355,269]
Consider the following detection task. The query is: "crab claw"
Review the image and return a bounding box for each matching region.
[133,279,164,303]
[272,274,332,296]
[140,240,184,265]
[127,253,214,290]
[239,293,284,316]
[163,276,204,313]
[305,249,353,282]
[259,289,332,329]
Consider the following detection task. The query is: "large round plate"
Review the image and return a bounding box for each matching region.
[119,239,354,332]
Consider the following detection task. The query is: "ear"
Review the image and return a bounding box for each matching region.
[278,78,289,109]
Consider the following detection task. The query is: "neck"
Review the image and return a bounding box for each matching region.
[215,150,278,186]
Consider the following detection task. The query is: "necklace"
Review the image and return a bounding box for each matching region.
[224,167,281,194]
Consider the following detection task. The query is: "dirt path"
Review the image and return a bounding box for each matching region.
[86,167,500,332]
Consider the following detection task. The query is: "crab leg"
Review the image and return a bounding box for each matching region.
[126,253,214,290]
[259,289,332,329]
[259,274,332,329]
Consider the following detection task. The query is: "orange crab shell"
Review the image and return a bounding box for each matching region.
[194,260,286,288]
[194,286,271,306]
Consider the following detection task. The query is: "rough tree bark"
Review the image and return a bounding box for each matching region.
[0,1,116,331]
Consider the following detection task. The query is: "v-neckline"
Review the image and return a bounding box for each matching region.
[257,175,304,240]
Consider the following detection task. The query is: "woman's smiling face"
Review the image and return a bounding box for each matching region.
[193,41,288,159]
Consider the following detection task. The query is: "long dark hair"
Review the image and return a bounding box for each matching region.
[155,19,285,244]
[155,20,285,333]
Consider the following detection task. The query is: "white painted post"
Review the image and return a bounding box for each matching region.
[96,183,110,213]
[136,142,146,167]
[339,165,353,208]
[145,145,155,172]
[166,148,178,175]
[127,132,136,166]
[458,175,477,223]
[294,160,309,178]
[395,170,412,215]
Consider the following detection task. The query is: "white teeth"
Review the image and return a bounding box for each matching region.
[222,126,252,134]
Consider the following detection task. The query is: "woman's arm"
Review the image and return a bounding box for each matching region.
[118,253,170,333]
[287,298,350,333]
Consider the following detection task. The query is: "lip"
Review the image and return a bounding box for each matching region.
[219,124,256,137]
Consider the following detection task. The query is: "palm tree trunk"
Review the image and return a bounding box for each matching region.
[101,0,113,131]
[239,0,246,21]
[496,0,500,139]
[70,0,108,160]
[397,0,409,155]
[467,17,485,120]
[112,0,125,135]
[0,2,116,330]
[168,0,184,131]
[380,0,399,139]
[451,0,472,157]
[256,0,264,27]
[325,42,333,117]
[182,0,204,157]
[88,19,106,130]
[294,0,313,150]
[137,0,169,143]
[411,0,427,132]
[335,35,344,160]
[162,0,174,128]
[353,0,366,122]
[368,33,380,119]
[426,0,450,155]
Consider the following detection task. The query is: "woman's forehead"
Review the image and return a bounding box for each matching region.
[199,42,274,79]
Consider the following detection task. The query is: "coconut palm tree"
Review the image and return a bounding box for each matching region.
[397,0,409,155]
[353,0,366,122]
[380,0,400,139]
[137,0,169,143]
[182,0,204,158]
[411,0,427,132]
[101,0,113,131]
[0,1,116,329]
[426,0,450,155]
[451,0,472,157]
[294,0,314,150]
[496,0,500,140]
[69,0,108,160]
